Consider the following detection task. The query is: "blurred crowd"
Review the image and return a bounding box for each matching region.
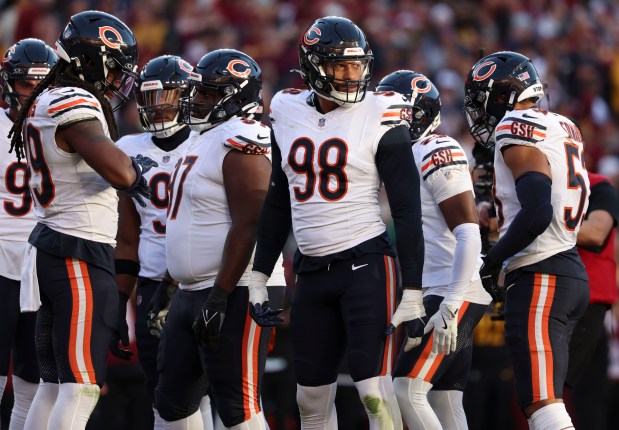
[2,1,619,429]
[3,0,619,180]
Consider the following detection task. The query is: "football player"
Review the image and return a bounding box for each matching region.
[7,11,154,430]
[376,71,491,429]
[250,16,425,430]
[0,37,56,430]
[154,49,273,430]
[464,51,590,429]
[112,54,216,429]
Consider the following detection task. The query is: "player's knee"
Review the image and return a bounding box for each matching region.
[154,388,200,422]
[296,382,337,417]
[394,376,431,407]
[354,376,393,419]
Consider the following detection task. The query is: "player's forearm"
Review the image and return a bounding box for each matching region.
[215,224,259,293]
[445,223,481,305]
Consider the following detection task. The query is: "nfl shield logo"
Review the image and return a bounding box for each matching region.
[318,118,326,127]
[162,155,170,163]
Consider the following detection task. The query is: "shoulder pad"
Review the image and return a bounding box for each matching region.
[223,118,271,155]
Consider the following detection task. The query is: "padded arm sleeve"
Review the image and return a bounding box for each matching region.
[489,171,553,263]
[376,125,424,288]
[252,131,292,277]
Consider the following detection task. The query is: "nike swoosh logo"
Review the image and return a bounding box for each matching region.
[441,315,448,330]
[522,113,537,119]
[257,134,269,140]
[352,264,368,271]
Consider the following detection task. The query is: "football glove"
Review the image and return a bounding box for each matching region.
[115,155,158,208]
[480,254,502,302]
[146,279,177,338]
[248,271,283,327]
[109,291,133,360]
[423,301,461,355]
[193,286,229,351]
[385,289,427,352]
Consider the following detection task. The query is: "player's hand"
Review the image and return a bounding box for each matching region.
[248,271,283,327]
[146,279,177,338]
[385,289,427,352]
[115,155,158,208]
[110,291,133,360]
[193,286,229,351]
[424,301,461,355]
[480,254,502,301]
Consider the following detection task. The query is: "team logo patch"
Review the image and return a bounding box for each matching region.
[162,155,170,163]
[472,61,496,81]
[444,171,453,180]
[411,77,431,94]
[318,117,326,127]
[226,59,251,78]
[99,26,124,50]
[303,27,321,45]
[179,60,193,73]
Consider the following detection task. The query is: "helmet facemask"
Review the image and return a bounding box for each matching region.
[305,52,372,105]
[136,81,185,138]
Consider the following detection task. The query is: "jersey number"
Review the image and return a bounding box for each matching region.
[4,162,32,216]
[288,138,348,202]
[25,123,54,207]
[564,142,587,231]
[149,172,171,234]
[168,156,198,220]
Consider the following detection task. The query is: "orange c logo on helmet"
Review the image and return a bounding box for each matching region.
[98,26,124,50]
[227,59,251,78]
[411,77,431,94]
[473,61,496,81]
[303,27,321,45]
[179,60,193,73]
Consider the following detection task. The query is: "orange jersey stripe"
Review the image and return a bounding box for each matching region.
[251,324,262,414]
[421,159,433,173]
[66,258,82,383]
[533,131,547,138]
[381,256,395,376]
[226,138,245,149]
[543,275,556,399]
[529,273,543,401]
[48,98,99,114]
[381,111,401,118]
[242,309,253,422]
[79,260,95,384]
[496,124,512,131]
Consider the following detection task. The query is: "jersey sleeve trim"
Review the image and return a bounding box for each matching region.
[495,116,548,145]
[380,104,410,126]
[224,136,271,155]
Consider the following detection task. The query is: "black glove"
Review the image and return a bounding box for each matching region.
[115,155,158,208]
[146,279,177,338]
[249,303,284,327]
[480,254,502,302]
[192,286,229,351]
[110,291,133,360]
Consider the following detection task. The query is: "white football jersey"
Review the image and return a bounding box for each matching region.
[413,134,489,304]
[24,87,118,245]
[0,110,37,280]
[494,108,590,272]
[166,117,271,290]
[270,89,412,256]
[117,131,195,280]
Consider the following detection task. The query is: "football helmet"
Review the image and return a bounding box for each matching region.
[54,10,139,111]
[1,38,57,110]
[135,55,193,138]
[463,51,543,147]
[376,70,441,142]
[299,16,373,105]
[180,49,262,132]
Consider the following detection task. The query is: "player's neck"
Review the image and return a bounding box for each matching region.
[6,107,18,122]
[315,94,340,114]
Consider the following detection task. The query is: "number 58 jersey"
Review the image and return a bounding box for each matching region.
[493,109,590,272]
[0,110,37,280]
[270,89,412,257]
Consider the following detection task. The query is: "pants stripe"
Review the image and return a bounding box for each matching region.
[242,308,262,420]
[380,256,396,376]
[65,258,95,384]
[528,273,556,402]
[407,301,470,382]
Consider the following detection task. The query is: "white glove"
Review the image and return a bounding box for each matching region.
[386,289,427,352]
[248,270,269,306]
[423,301,461,355]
